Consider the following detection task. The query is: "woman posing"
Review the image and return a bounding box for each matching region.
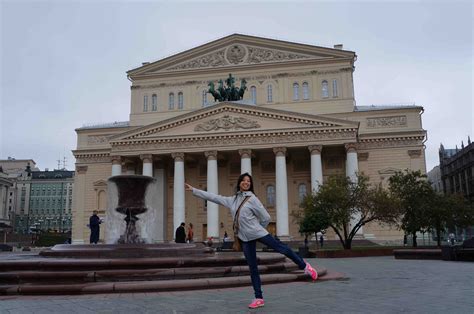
[185,172,317,309]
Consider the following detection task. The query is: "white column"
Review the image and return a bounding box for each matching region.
[308,145,323,192]
[239,149,252,175]
[273,147,289,240]
[111,156,122,176]
[345,143,363,235]
[205,151,219,240]
[141,154,153,177]
[172,153,185,238]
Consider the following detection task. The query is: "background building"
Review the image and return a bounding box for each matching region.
[73,34,427,244]
[439,138,473,201]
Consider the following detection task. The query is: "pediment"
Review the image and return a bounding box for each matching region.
[128,34,355,77]
[109,102,359,144]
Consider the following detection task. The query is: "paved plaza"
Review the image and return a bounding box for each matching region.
[0,256,473,313]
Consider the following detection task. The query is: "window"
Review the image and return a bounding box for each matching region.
[332,79,338,97]
[202,90,208,107]
[250,86,257,104]
[143,95,148,112]
[152,94,157,111]
[267,84,273,103]
[168,93,174,110]
[293,83,299,101]
[266,185,275,207]
[321,80,329,98]
[298,184,307,203]
[178,92,184,109]
[302,82,309,100]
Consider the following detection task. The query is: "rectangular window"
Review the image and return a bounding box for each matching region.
[143,95,148,112]
[332,79,338,97]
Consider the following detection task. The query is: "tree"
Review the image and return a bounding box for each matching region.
[295,194,331,242]
[388,170,432,247]
[428,192,474,246]
[298,174,398,249]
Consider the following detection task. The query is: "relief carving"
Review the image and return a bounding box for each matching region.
[247,47,310,64]
[226,44,247,64]
[167,49,228,70]
[366,116,407,128]
[87,135,112,145]
[194,115,261,131]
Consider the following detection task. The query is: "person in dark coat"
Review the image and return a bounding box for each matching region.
[89,210,101,244]
[175,222,186,243]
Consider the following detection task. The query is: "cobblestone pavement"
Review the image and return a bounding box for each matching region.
[1,256,473,313]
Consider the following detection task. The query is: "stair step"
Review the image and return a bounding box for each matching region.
[0,269,327,296]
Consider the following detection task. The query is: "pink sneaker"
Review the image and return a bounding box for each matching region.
[248,298,265,309]
[304,262,318,281]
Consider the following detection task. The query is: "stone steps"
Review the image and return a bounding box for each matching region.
[0,245,335,295]
[0,262,299,284]
[0,270,326,295]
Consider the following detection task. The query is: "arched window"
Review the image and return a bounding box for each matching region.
[332,79,338,97]
[302,82,309,100]
[298,183,307,203]
[266,185,275,207]
[168,93,174,110]
[250,86,257,104]
[321,80,329,98]
[151,94,157,111]
[293,83,299,101]
[178,92,184,109]
[202,90,208,107]
[143,95,148,112]
[267,84,273,103]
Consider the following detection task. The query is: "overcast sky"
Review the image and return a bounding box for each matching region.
[1,0,472,172]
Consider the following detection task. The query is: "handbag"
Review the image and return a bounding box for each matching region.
[232,196,251,252]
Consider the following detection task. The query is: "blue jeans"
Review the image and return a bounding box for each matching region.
[241,234,307,299]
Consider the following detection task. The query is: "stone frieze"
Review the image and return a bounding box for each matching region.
[366,116,407,128]
[111,130,357,151]
[87,135,112,145]
[247,46,311,64]
[194,115,261,131]
[167,49,228,70]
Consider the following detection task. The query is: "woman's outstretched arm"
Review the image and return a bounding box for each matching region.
[185,182,234,209]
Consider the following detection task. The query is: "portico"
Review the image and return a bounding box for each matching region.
[101,102,359,241]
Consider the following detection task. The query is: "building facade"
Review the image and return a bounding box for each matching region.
[72,34,427,244]
[439,139,473,202]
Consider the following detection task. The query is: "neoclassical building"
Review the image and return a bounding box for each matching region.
[72,34,426,244]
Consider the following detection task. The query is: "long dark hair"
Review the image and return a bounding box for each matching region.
[235,172,255,194]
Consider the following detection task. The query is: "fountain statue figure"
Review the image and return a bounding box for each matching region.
[108,175,155,244]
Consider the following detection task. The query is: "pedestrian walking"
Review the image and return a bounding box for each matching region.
[175,222,186,243]
[89,210,102,244]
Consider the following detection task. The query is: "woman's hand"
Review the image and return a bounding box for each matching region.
[185,183,194,191]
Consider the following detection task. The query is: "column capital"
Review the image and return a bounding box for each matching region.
[110,156,122,165]
[140,154,153,163]
[76,165,88,174]
[345,143,358,153]
[238,149,252,158]
[171,152,185,162]
[273,147,287,157]
[308,145,323,155]
[204,150,218,160]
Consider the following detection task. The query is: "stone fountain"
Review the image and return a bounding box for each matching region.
[107,175,154,244]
